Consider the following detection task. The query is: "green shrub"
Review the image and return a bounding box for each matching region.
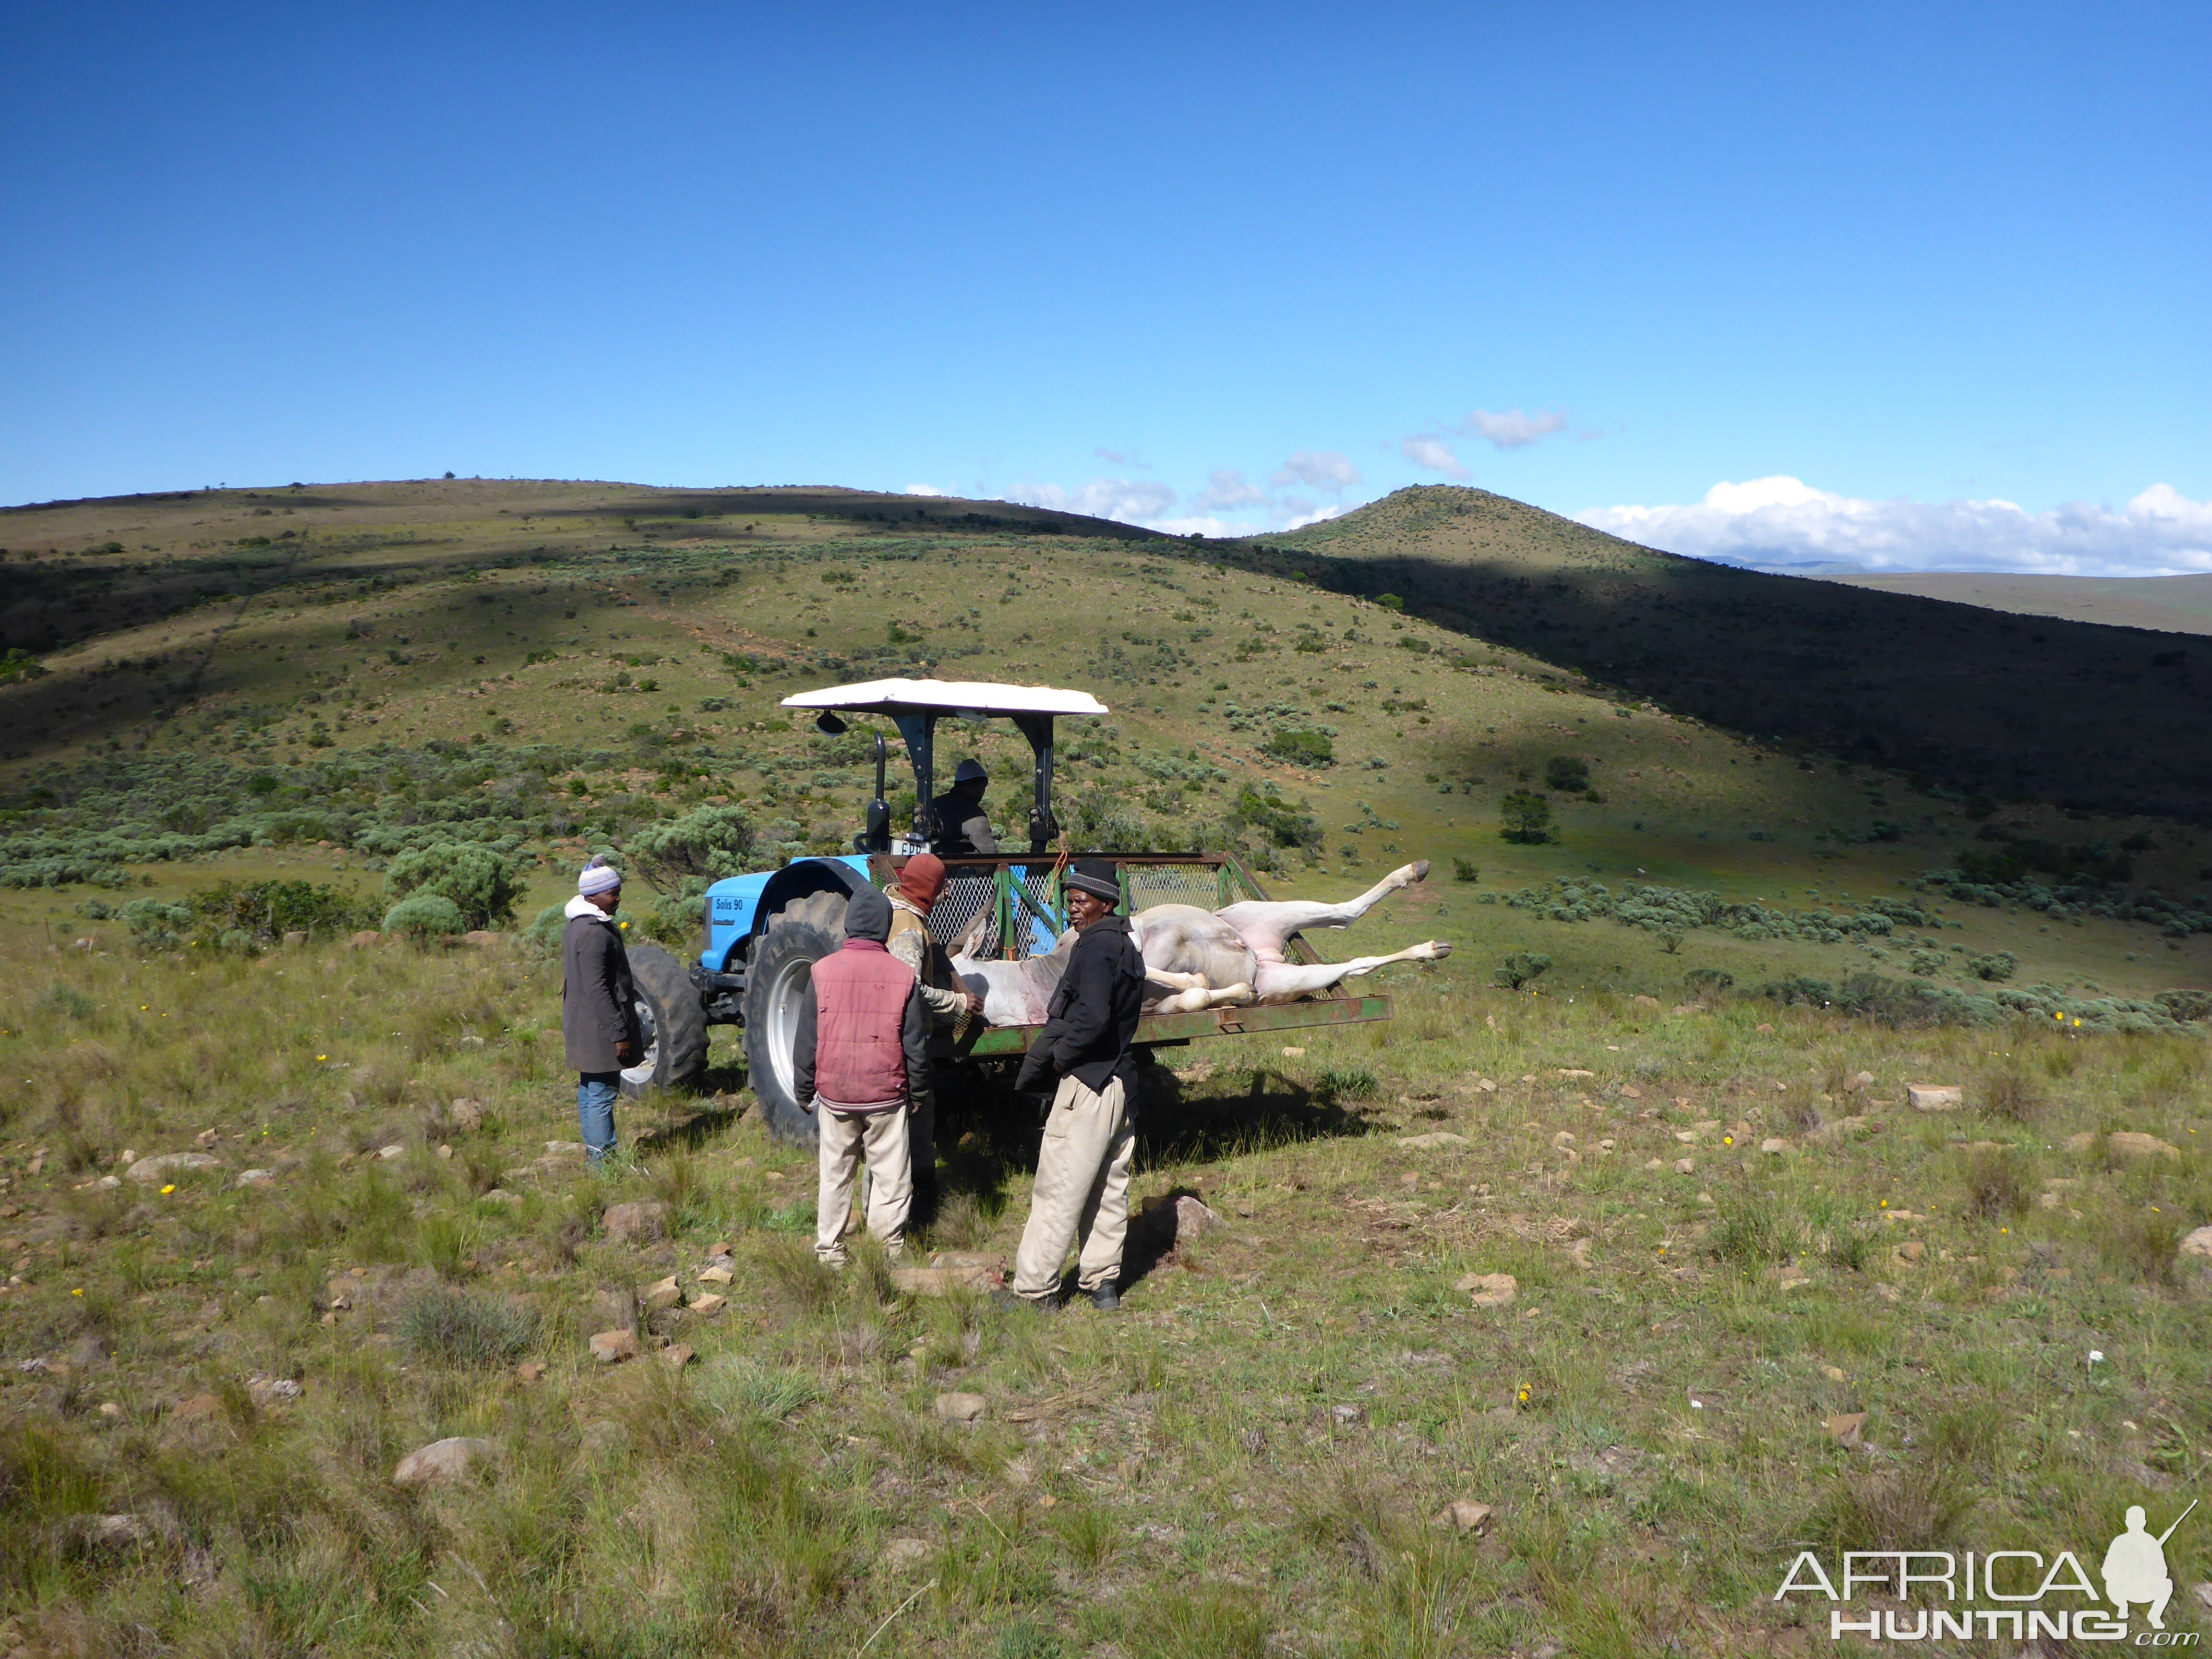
[1232,786,1321,850]
[119,898,194,950]
[383,892,467,940]
[1318,1066,1380,1101]
[1494,951,1552,989]
[1499,790,1553,844]
[1683,967,1734,998]
[1543,755,1589,792]
[189,879,376,942]
[625,805,757,891]
[1966,950,2018,982]
[1262,728,1336,769]
[385,842,521,929]
[1451,857,1479,883]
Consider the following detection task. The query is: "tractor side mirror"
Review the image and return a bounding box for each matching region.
[814,711,849,735]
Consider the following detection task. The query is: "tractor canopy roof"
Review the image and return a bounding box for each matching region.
[780,678,1109,719]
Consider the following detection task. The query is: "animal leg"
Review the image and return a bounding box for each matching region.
[1215,861,1431,959]
[1251,940,1452,1003]
[1143,979,1258,1014]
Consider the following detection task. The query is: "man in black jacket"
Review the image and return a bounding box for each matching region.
[1009,857,1146,1309]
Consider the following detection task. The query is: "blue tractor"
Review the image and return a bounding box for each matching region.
[615,676,1393,1144]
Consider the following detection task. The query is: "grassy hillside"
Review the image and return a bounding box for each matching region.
[3,477,2210,1012]
[1262,486,2212,821]
[2,479,2210,1655]
[1825,570,2212,637]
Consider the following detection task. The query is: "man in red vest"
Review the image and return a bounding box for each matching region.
[792,885,933,1266]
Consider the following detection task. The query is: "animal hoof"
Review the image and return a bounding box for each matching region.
[1429,940,1452,958]
[1407,860,1431,884]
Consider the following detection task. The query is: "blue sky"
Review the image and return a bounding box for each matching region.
[4,2,2208,572]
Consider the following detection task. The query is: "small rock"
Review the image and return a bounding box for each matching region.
[194,1128,220,1150]
[1823,1412,1867,1446]
[1280,1046,1306,1059]
[1556,1068,1594,1080]
[697,1263,735,1286]
[589,1329,640,1364]
[1759,1137,1789,1155]
[1905,1084,1963,1112]
[1632,994,1660,1010]
[70,1513,162,1551]
[1849,1070,1876,1091]
[881,1536,933,1569]
[448,1099,484,1132]
[124,1152,221,1184]
[376,1143,406,1161]
[1433,1499,1494,1536]
[97,1401,123,1419]
[1672,1157,1695,1175]
[175,1392,225,1423]
[1819,1364,1846,1382]
[685,1291,727,1318]
[515,1361,546,1383]
[346,929,381,948]
[1329,1403,1367,1427]
[1755,1022,1774,1033]
[1395,1131,1472,1150]
[246,1375,303,1407]
[1239,1427,1267,1455]
[1895,1241,1925,1263]
[237,1168,276,1188]
[393,1436,498,1487]
[544,1140,586,1157]
[1455,1272,1517,1309]
[69,1335,104,1369]
[1619,1083,1643,1099]
[640,1275,682,1312]
[602,1201,669,1246]
[2179,1226,2212,1262]
[1470,1076,1497,1092]
[934,1392,987,1423]
[1141,1193,1223,1248]
[1551,1131,1576,1150]
[480,1188,523,1207]
[1643,1158,1664,1171]
[2108,1131,2182,1162]
[661,1344,697,1369]
[461,930,502,949]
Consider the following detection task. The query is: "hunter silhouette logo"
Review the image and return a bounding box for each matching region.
[1776,1499,2201,1644]
[2105,1501,2195,1632]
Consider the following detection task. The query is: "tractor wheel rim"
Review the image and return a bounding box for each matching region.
[765,954,814,1103]
[621,997,660,1087]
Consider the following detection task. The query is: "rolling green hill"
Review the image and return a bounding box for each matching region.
[2,476,2209,1010]
[1823,569,2212,637]
[1261,485,2212,820]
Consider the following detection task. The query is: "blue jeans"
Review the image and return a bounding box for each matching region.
[577,1072,619,1162]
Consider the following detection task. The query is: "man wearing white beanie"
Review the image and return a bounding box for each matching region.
[562,854,639,1164]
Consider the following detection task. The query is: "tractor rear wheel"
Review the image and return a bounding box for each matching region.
[741,890,847,1145]
[618,941,709,1099]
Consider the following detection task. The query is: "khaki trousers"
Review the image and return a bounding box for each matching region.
[815,1105,911,1265]
[1013,1074,1133,1300]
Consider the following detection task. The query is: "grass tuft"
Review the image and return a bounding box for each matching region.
[396,1287,536,1367]
[1975,1062,2042,1121]
[1959,1146,2036,1221]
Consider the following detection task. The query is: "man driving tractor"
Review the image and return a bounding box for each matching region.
[930,757,997,854]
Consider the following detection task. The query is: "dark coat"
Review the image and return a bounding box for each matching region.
[929,788,998,855]
[563,911,641,1073]
[1014,914,1147,1096]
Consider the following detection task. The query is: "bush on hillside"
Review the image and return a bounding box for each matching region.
[624,805,757,892]
[190,879,377,942]
[1262,728,1336,769]
[1232,786,1321,851]
[384,892,467,941]
[119,899,195,950]
[1493,951,1552,990]
[1499,790,1553,844]
[1451,857,1479,883]
[385,842,521,930]
[1543,756,1589,793]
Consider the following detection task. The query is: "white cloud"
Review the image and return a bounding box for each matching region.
[904,482,951,496]
[1398,435,1468,478]
[1272,449,1360,491]
[1190,469,1270,513]
[1002,477,1179,523]
[1463,408,1568,449]
[1095,446,1149,468]
[1576,477,2212,577]
[1153,514,1259,538]
[1279,501,1350,531]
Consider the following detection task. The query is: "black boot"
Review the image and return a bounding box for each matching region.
[1089,1280,1120,1311]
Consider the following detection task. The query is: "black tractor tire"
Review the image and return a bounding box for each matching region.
[618,941,710,1099]
[741,889,849,1146]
